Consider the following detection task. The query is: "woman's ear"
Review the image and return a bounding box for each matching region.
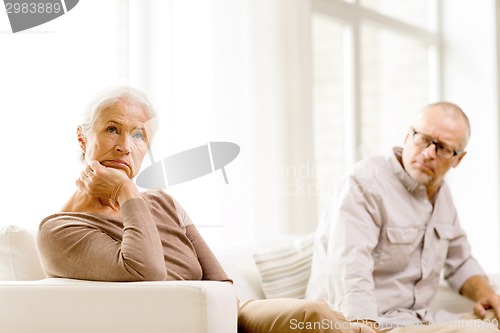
[77,126,86,153]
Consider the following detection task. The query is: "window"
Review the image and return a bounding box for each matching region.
[311,0,439,215]
[360,22,431,158]
[360,0,434,30]
[311,14,346,215]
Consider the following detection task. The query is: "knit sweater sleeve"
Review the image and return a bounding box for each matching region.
[36,198,167,282]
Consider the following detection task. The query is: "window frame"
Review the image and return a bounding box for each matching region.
[311,0,441,164]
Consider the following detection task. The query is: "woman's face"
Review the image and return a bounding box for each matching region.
[78,99,151,179]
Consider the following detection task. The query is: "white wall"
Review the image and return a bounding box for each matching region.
[0,0,120,229]
[441,0,500,273]
[1,0,500,264]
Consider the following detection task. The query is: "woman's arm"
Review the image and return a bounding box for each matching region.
[37,197,167,282]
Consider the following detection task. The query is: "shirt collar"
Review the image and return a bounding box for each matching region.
[387,147,421,193]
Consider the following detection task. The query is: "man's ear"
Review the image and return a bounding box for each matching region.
[403,128,412,145]
[453,151,467,168]
[77,126,86,153]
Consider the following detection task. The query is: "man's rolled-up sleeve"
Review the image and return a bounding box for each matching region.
[444,219,486,292]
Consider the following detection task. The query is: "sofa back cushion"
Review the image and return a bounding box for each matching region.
[0,225,46,280]
[252,233,314,299]
[214,244,266,302]
[214,234,315,301]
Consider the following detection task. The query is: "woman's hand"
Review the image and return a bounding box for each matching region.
[76,160,139,205]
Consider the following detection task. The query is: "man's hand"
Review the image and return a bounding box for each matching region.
[474,294,500,320]
[461,275,500,319]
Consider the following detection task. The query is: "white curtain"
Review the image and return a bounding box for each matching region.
[126,0,317,245]
[0,0,318,245]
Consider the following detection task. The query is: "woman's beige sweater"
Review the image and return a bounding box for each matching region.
[37,190,230,282]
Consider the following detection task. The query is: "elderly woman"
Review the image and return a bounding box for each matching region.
[37,86,373,333]
[37,86,229,282]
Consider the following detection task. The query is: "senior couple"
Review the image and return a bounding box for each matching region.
[37,86,500,332]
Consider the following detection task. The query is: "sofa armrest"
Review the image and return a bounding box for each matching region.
[0,278,238,333]
[431,278,474,314]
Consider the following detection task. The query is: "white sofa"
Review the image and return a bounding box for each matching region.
[0,225,497,333]
[0,225,238,333]
[214,233,498,315]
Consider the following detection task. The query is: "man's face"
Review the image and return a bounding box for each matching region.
[402,106,468,192]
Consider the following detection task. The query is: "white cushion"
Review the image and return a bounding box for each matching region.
[253,233,314,299]
[0,225,46,280]
[215,244,265,302]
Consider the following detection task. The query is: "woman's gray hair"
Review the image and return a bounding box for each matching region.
[80,86,157,136]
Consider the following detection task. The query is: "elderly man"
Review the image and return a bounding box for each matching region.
[306,102,500,332]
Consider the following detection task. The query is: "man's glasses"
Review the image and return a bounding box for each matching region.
[410,127,462,159]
